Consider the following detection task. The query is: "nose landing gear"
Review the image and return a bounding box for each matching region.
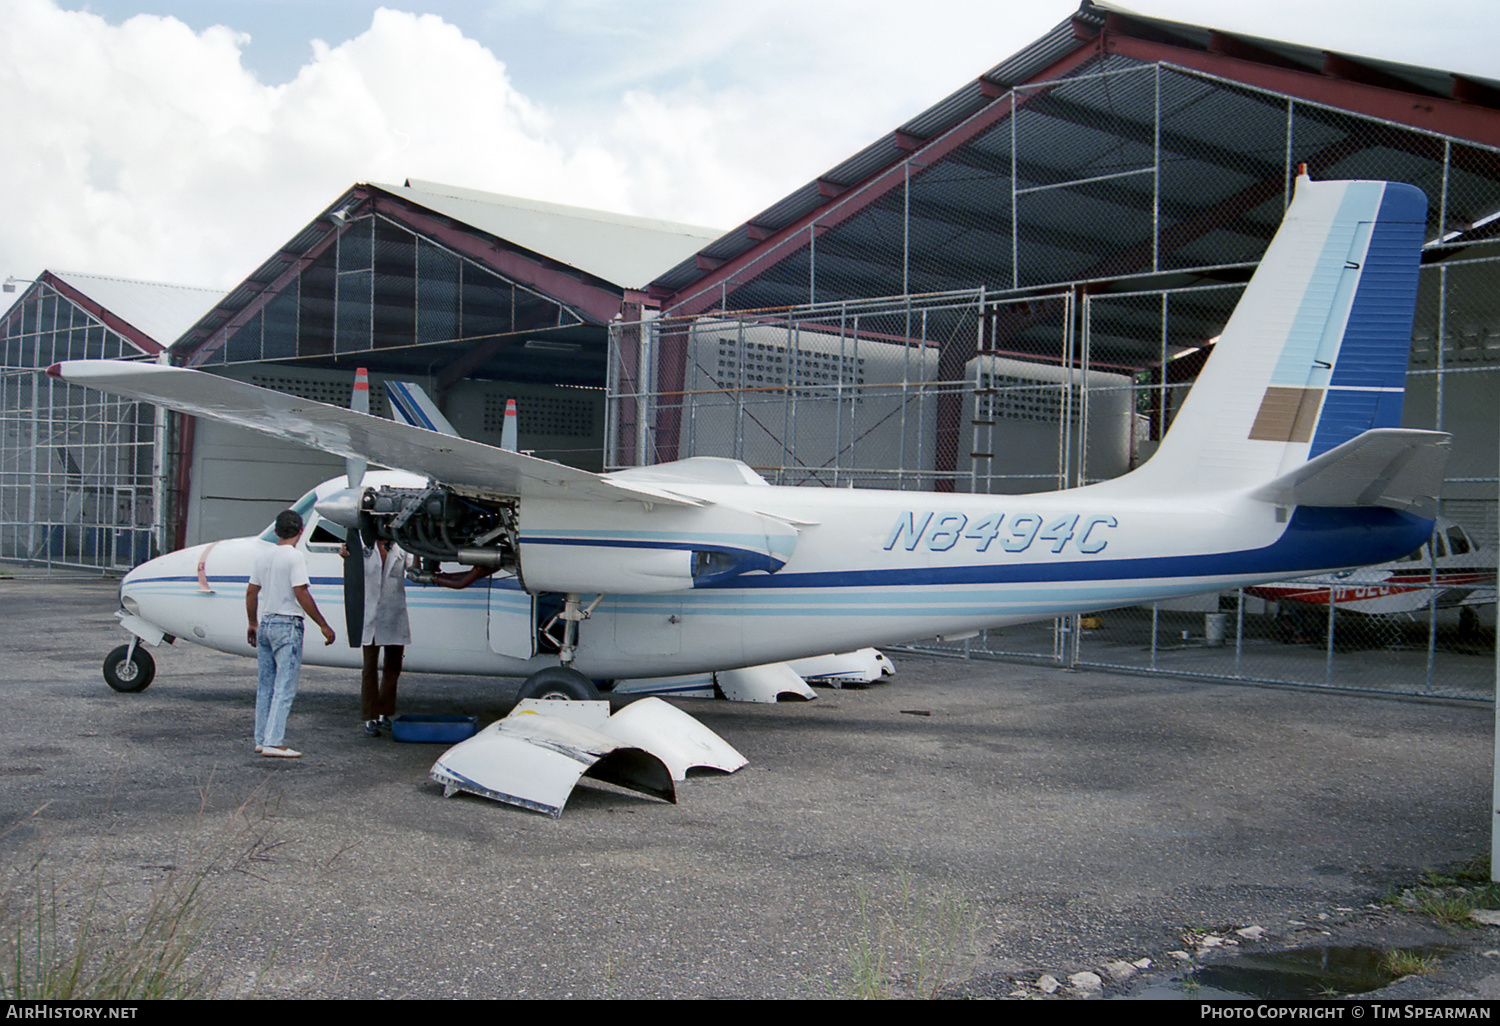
[103,641,156,693]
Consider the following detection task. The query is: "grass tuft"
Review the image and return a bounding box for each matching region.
[0,785,289,1000]
[1381,948,1440,978]
[841,866,980,999]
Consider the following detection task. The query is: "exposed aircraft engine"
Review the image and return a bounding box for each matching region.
[335,482,801,595]
[359,484,519,570]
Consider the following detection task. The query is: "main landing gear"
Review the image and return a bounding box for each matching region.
[517,592,603,701]
[516,666,601,702]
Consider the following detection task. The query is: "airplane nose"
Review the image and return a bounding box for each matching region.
[315,486,365,529]
[119,549,177,617]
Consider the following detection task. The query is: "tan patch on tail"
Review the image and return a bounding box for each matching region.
[1249,386,1323,442]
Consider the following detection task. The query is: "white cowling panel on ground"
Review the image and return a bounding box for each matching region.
[429,697,747,817]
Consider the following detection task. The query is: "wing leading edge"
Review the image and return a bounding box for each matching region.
[47,360,699,508]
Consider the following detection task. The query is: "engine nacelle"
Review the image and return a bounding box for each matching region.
[519,543,695,594]
[344,484,800,596]
[516,497,799,594]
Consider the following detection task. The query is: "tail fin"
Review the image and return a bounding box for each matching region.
[500,398,518,453]
[1137,173,1428,494]
[384,379,458,437]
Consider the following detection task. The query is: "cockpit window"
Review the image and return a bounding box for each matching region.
[1448,526,1471,555]
[257,488,320,543]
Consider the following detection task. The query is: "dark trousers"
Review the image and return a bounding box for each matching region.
[361,645,403,720]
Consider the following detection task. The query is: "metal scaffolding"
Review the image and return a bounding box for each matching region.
[0,284,161,571]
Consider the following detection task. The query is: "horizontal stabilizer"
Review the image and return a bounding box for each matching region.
[1249,428,1450,513]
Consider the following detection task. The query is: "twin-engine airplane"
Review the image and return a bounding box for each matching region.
[55,173,1450,706]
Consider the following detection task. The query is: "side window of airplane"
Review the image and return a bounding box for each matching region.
[1448,526,1471,555]
[305,515,346,550]
[1432,533,1447,559]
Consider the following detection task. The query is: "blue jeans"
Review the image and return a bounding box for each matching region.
[255,615,304,748]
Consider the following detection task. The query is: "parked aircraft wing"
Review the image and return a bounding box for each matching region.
[1249,427,1450,513]
[47,360,699,508]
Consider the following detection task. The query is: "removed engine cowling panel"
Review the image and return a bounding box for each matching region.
[716,662,816,703]
[429,697,746,817]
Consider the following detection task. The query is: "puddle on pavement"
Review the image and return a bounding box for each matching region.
[1132,944,1456,999]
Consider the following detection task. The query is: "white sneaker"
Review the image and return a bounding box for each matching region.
[260,746,302,758]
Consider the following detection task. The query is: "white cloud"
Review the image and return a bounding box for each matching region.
[0,2,691,306]
[2,0,1495,321]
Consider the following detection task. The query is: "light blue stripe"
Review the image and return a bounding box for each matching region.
[1269,182,1383,389]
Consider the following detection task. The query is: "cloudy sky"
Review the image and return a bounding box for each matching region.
[1,0,1493,318]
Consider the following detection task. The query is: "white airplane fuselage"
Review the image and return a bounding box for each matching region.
[119,467,1432,682]
[69,174,1447,687]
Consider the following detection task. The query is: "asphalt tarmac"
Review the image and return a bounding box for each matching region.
[0,574,1495,1000]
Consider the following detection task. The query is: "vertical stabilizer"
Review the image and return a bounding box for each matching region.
[384,380,458,437]
[501,398,519,452]
[1134,174,1426,495]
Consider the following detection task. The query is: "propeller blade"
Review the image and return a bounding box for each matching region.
[343,539,364,649]
[347,367,369,488]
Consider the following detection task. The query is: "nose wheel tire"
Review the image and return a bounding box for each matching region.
[516,666,600,702]
[103,644,156,693]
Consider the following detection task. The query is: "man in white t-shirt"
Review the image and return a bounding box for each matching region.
[246,509,335,758]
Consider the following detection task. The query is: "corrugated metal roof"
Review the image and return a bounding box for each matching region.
[49,271,223,348]
[1086,1,1500,97]
[383,181,725,288]
[651,0,1500,302]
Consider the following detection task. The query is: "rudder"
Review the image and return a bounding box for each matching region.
[1130,173,1427,495]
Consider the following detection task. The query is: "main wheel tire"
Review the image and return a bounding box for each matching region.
[516,666,600,702]
[103,644,155,693]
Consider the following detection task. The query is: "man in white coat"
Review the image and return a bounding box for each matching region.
[357,538,411,736]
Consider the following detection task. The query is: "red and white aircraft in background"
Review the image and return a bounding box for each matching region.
[1247,517,1494,620]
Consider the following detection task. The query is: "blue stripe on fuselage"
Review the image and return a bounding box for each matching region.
[697,506,1433,591]
[130,508,1430,603]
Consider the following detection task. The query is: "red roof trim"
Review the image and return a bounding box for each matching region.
[664,35,1111,317]
[38,272,164,355]
[180,185,631,366]
[365,192,627,325]
[1102,34,1500,148]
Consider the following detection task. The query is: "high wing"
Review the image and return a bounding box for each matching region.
[47,360,699,508]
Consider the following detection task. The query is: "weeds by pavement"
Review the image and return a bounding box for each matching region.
[0,777,290,999]
[841,865,981,999]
